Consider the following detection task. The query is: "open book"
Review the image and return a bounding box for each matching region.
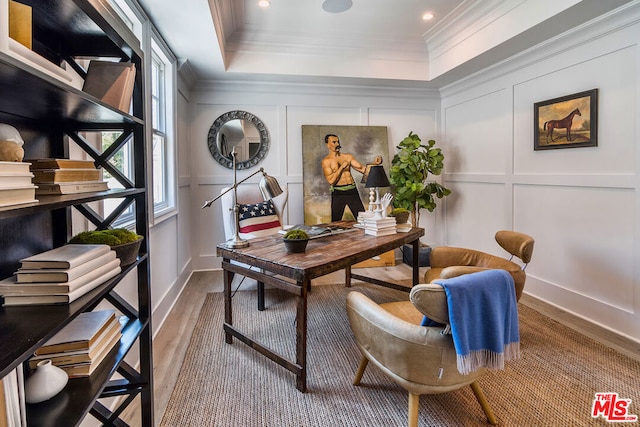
[279,224,357,240]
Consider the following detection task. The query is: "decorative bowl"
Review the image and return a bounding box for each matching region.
[283,238,309,253]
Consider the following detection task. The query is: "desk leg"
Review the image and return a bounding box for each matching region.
[257,281,265,311]
[345,266,351,287]
[412,239,420,287]
[224,264,233,344]
[296,279,309,392]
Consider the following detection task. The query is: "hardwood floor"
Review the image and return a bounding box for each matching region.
[121,264,640,426]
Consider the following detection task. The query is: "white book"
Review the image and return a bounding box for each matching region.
[19,244,111,269]
[0,186,37,208]
[36,310,117,354]
[363,217,396,226]
[365,228,397,236]
[0,173,34,188]
[0,161,31,174]
[16,251,117,283]
[396,223,412,233]
[364,223,397,231]
[1,265,121,306]
[35,181,108,195]
[1,258,121,295]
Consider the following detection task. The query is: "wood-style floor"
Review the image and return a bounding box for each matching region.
[121,264,640,426]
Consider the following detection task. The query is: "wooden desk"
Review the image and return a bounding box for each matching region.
[216,222,424,392]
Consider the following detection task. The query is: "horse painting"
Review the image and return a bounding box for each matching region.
[543,108,581,143]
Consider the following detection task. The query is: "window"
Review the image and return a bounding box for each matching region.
[102,130,135,226]
[107,0,176,223]
[150,37,175,218]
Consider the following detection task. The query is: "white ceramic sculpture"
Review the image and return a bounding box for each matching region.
[24,359,69,404]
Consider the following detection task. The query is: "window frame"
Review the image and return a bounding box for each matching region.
[108,0,178,226]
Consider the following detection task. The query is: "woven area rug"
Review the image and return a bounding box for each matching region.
[160,284,640,426]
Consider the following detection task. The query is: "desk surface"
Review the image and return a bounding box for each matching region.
[217,221,424,282]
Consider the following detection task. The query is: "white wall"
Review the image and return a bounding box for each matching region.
[440,3,640,342]
[189,84,441,270]
[179,0,640,346]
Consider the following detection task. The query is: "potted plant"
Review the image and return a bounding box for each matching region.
[69,228,143,266]
[389,132,451,227]
[388,207,410,225]
[389,132,451,266]
[282,229,310,253]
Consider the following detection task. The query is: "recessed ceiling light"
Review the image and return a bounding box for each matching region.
[258,0,271,7]
[422,12,435,21]
[322,0,353,13]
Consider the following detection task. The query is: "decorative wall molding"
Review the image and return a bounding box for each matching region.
[425,0,635,81]
[193,79,441,99]
[440,1,640,97]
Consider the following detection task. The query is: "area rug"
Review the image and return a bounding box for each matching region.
[160,284,640,426]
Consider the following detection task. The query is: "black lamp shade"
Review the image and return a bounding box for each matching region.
[365,165,391,188]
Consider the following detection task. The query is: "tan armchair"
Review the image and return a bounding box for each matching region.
[346,283,498,426]
[424,231,534,301]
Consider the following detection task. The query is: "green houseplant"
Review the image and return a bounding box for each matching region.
[282,229,310,253]
[389,132,451,228]
[69,228,143,266]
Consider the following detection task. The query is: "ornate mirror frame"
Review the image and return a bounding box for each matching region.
[207,110,270,170]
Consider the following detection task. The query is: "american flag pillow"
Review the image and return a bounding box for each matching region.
[238,199,281,235]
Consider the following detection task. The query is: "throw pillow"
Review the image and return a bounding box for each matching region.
[238,199,281,236]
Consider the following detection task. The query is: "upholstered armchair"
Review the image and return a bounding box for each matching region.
[220,185,288,240]
[346,282,500,426]
[424,231,534,301]
[220,185,288,310]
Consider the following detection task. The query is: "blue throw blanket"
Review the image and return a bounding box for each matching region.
[432,269,521,375]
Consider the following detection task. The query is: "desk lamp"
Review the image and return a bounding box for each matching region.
[201,146,283,248]
[364,165,391,219]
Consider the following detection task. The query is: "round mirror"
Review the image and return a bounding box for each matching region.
[207,110,270,170]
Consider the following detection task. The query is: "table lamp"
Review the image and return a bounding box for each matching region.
[201,146,283,248]
[364,165,391,218]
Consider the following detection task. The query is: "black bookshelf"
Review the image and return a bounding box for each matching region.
[0,0,153,425]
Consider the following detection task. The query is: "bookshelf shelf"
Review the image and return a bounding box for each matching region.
[0,189,144,218]
[0,257,145,380]
[0,53,143,125]
[0,0,153,425]
[26,319,148,427]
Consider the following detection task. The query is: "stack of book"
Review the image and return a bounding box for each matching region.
[27,158,108,195]
[363,216,397,236]
[0,244,121,306]
[29,309,122,378]
[396,223,412,233]
[0,161,37,207]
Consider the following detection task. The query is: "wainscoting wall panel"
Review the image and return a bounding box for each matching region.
[190,84,440,270]
[441,5,640,341]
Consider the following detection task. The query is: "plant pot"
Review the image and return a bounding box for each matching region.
[402,244,431,267]
[392,211,410,225]
[112,237,143,266]
[283,238,309,253]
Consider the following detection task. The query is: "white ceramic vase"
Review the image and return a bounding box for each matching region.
[24,360,68,404]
